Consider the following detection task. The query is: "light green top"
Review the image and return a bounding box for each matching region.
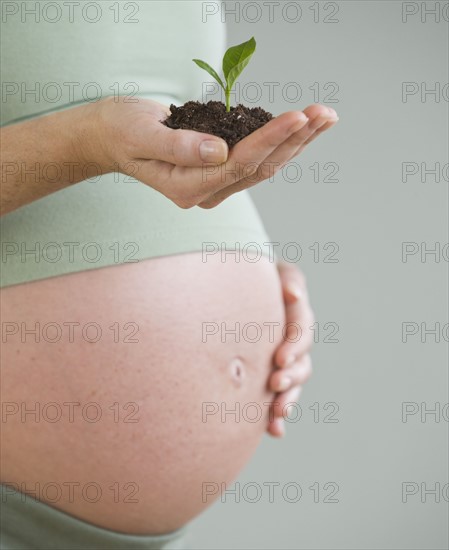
[1,1,224,126]
[0,483,187,549]
[0,2,272,544]
[1,0,272,288]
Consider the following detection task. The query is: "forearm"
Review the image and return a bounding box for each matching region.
[0,102,103,216]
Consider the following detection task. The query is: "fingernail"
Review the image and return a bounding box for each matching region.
[200,140,228,163]
[277,376,292,392]
[286,283,302,301]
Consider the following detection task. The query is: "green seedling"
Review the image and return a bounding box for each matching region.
[193,36,256,112]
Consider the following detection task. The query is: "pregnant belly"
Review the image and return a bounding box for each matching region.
[1,252,285,534]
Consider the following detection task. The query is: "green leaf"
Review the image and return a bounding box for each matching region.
[222,37,256,91]
[192,59,225,91]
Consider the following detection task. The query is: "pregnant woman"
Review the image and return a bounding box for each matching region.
[0,2,338,549]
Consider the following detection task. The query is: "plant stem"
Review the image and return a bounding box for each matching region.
[225,88,230,112]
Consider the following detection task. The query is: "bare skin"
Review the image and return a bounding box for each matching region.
[2,253,287,533]
[1,98,338,214]
[268,263,315,436]
[1,99,336,433]
[1,100,335,533]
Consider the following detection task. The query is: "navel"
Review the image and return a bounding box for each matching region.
[228,356,246,388]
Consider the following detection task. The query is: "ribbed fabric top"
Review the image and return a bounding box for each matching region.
[1,0,226,125]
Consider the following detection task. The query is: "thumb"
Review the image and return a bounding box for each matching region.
[145,124,229,167]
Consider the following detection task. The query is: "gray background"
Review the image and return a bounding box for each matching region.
[188,1,448,549]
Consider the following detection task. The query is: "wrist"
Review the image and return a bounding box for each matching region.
[71,100,113,176]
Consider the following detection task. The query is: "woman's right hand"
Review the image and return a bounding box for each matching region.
[94,96,338,209]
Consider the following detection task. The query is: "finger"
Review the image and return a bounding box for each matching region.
[290,108,339,159]
[135,116,229,167]
[269,355,312,392]
[228,110,310,171]
[274,297,315,369]
[199,107,338,208]
[275,322,314,369]
[266,416,285,437]
[277,262,308,304]
[129,157,226,209]
[292,119,339,159]
[133,111,307,204]
[259,105,339,174]
[257,107,338,167]
[275,263,315,368]
[196,111,309,208]
[304,118,338,145]
[271,386,303,418]
[135,107,337,207]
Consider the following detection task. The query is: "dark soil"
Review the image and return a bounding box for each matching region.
[162,100,273,149]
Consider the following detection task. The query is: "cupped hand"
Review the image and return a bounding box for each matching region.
[94,97,338,208]
[266,262,315,437]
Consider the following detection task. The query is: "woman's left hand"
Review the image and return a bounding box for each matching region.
[266,263,315,437]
